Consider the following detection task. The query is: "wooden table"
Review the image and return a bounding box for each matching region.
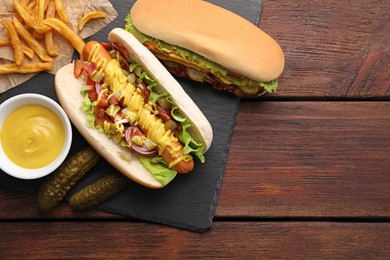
[1,0,389,258]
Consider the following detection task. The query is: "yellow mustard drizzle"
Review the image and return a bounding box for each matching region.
[88,44,193,169]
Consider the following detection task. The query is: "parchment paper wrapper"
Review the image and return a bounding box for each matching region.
[0,0,118,93]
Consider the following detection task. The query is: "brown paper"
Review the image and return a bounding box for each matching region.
[0,0,118,93]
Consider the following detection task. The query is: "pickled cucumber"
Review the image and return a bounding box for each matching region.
[69,172,130,210]
[36,146,100,212]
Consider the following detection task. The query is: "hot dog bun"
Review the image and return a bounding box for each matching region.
[130,0,284,83]
[55,29,213,188]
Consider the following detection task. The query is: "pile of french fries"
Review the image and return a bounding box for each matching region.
[0,0,107,75]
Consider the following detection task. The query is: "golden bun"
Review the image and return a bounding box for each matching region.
[55,29,213,188]
[130,0,285,82]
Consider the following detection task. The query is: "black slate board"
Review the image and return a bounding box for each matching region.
[0,0,263,232]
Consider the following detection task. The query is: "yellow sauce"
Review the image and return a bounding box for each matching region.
[1,104,65,169]
[88,44,193,169]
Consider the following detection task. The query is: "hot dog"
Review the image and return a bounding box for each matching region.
[82,40,194,174]
[126,0,285,97]
[55,28,213,188]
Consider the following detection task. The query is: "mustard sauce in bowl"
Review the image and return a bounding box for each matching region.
[1,104,65,169]
[0,94,72,179]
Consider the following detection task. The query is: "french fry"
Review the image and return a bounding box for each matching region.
[54,0,68,24]
[44,0,58,57]
[0,61,53,74]
[1,20,24,66]
[20,0,30,8]
[31,0,46,40]
[42,18,85,56]
[13,0,51,34]
[26,0,36,13]
[44,30,57,56]
[13,16,53,62]
[37,0,45,20]
[21,44,35,59]
[0,39,9,46]
[0,38,35,59]
[78,11,108,32]
[44,0,51,11]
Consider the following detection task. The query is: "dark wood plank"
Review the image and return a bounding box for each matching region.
[0,222,389,258]
[0,188,115,219]
[217,101,390,217]
[259,0,390,99]
[1,102,389,219]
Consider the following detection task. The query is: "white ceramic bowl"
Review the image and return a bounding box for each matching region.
[0,93,72,179]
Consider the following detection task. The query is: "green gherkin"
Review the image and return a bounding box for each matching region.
[36,146,100,212]
[69,172,130,210]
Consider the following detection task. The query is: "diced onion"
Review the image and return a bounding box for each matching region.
[122,108,128,116]
[95,83,102,95]
[81,85,93,91]
[113,90,121,100]
[115,118,128,125]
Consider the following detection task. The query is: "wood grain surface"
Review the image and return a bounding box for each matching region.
[260,0,390,99]
[1,0,389,258]
[1,222,389,259]
[218,101,390,217]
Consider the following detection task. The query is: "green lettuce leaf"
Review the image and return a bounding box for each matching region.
[124,14,278,93]
[80,93,96,128]
[179,121,206,163]
[148,83,169,104]
[138,156,177,186]
[147,84,206,162]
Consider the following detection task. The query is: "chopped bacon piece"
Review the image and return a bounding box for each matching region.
[83,62,97,78]
[96,91,109,108]
[140,86,150,102]
[156,103,171,123]
[94,106,112,127]
[87,88,98,102]
[74,59,84,78]
[73,59,97,79]
[100,42,114,52]
[111,41,129,61]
